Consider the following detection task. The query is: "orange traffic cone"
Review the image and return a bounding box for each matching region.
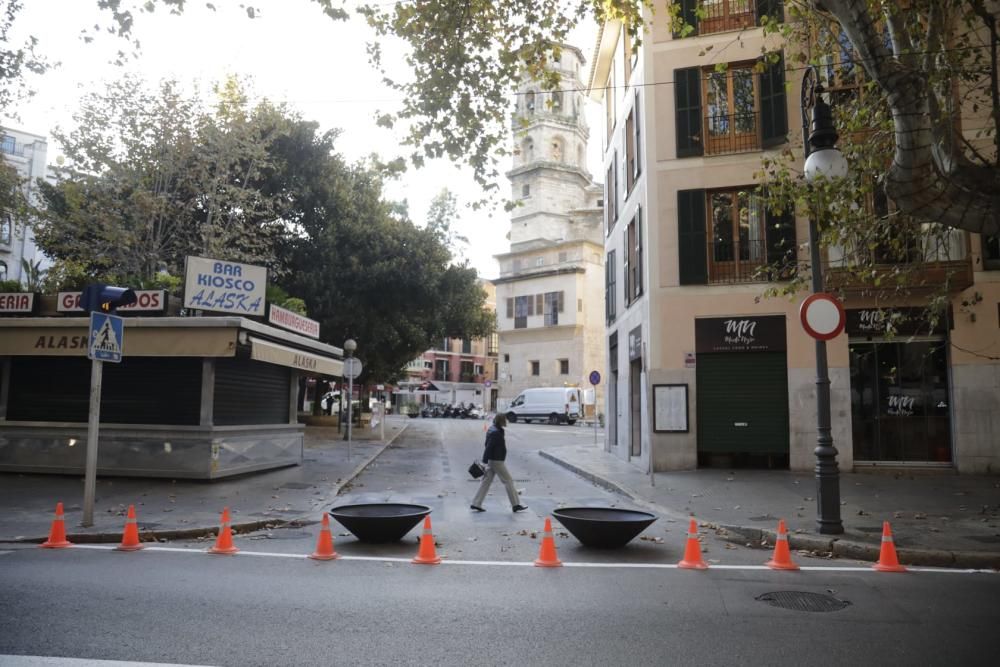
[115,504,144,552]
[873,521,907,572]
[208,507,239,555]
[677,518,708,570]
[40,502,72,549]
[309,514,340,561]
[412,516,441,564]
[765,519,798,571]
[534,517,563,567]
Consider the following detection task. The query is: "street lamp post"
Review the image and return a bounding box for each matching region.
[801,66,847,535]
[344,338,357,457]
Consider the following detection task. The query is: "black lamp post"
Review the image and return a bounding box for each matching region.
[801,66,847,535]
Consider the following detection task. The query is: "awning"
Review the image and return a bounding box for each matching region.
[249,337,343,377]
[0,325,238,357]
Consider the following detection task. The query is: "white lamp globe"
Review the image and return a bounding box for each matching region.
[344,338,357,354]
[804,147,849,182]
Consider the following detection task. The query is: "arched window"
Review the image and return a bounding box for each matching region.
[0,214,11,245]
[552,91,563,111]
[525,91,536,113]
[0,261,7,282]
[522,138,534,163]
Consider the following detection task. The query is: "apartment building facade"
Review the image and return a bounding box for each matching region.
[396,279,500,411]
[494,45,607,418]
[590,1,1000,473]
[1,128,49,285]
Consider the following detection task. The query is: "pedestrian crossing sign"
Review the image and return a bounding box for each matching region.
[89,312,124,363]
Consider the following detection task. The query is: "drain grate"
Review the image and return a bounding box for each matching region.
[756,591,851,613]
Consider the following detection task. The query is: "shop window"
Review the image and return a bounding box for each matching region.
[674,53,787,157]
[677,187,795,285]
[559,359,570,375]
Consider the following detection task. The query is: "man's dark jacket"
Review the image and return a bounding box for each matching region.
[482,424,506,463]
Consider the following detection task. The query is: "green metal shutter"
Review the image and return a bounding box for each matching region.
[696,352,789,455]
[677,189,708,285]
[674,68,704,157]
[759,51,788,148]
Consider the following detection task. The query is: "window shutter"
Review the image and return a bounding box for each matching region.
[677,189,708,285]
[506,298,513,318]
[635,208,643,297]
[558,291,564,312]
[756,0,785,24]
[634,90,642,179]
[536,294,543,315]
[674,68,703,157]
[759,51,788,148]
[672,0,699,38]
[765,196,797,279]
[622,227,631,300]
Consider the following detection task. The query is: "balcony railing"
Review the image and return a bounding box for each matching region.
[701,0,757,35]
[707,238,769,284]
[704,111,760,156]
[826,237,974,294]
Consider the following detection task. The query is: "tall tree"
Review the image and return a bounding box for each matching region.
[33,76,297,283]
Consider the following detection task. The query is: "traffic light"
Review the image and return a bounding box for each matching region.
[80,284,137,314]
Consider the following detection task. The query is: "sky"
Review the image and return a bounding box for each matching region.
[3,0,602,280]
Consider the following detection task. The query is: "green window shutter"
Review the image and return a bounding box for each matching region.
[674,68,704,157]
[635,207,643,297]
[759,51,788,148]
[677,189,707,285]
[623,227,631,301]
[756,0,785,24]
[765,194,797,279]
[673,0,699,38]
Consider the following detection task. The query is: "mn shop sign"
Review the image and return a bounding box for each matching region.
[695,315,786,353]
[845,307,947,337]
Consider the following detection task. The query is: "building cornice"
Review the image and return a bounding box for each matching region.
[491,266,587,284]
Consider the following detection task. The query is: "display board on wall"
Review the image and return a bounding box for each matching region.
[653,384,688,433]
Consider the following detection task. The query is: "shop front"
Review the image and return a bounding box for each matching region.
[695,315,789,468]
[847,308,952,465]
[0,317,344,478]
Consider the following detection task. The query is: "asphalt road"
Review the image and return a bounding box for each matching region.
[2,420,999,666]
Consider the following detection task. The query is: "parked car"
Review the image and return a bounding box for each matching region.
[505,387,582,425]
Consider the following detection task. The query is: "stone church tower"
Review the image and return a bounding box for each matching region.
[494,44,606,420]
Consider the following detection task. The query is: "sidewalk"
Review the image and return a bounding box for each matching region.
[0,417,408,544]
[540,441,1000,569]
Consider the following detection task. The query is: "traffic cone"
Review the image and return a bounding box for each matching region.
[873,521,907,572]
[40,502,72,549]
[309,514,340,561]
[115,504,144,551]
[208,507,239,555]
[534,517,563,567]
[412,516,441,564]
[765,519,798,571]
[677,518,708,570]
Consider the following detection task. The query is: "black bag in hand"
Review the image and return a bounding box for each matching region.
[468,461,486,479]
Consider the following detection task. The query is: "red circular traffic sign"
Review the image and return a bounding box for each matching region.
[799,293,845,341]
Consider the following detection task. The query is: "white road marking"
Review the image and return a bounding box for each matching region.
[66,545,996,574]
[0,655,216,666]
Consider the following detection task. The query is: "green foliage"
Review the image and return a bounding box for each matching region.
[18,257,44,291]
[39,259,93,292]
[0,279,22,292]
[280,297,307,315]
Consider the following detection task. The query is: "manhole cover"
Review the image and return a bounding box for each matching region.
[756,591,851,613]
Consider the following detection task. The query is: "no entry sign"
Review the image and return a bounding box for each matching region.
[800,293,846,341]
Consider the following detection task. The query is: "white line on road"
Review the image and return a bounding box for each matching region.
[0,655,216,666]
[65,545,995,574]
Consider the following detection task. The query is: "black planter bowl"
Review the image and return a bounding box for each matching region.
[552,507,658,549]
[328,503,432,543]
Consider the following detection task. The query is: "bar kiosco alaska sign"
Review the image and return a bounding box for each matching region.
[0,292,36,314]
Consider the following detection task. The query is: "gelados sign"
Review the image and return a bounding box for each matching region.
[57,289,167,313]
[183,256,266,316]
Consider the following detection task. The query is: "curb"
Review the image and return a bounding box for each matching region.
[6,423,409,546]
[539,449,1000,571]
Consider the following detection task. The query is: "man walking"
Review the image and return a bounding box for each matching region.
[471,414,528,513]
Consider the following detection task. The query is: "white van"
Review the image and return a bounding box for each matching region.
[505,387,582,425]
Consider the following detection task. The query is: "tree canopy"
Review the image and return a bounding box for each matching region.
[31,74,495,382]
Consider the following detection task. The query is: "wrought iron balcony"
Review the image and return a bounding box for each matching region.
[704,111,761,156]
[706,238,769,284]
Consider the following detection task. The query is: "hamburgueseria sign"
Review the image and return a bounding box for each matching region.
[267,303,320,339]
[183,256,267,316]
[0,292,36,314]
